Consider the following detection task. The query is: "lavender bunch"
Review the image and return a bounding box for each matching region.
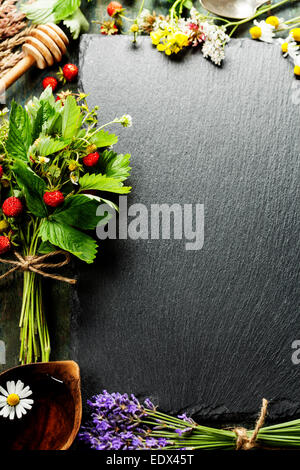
[79,390,236,450]
[79,390,168,450]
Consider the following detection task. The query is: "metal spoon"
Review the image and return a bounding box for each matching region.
[200,0,270,20]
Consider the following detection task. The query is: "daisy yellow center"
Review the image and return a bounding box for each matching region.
[294,65,300,76]
[250,26,262,40]
[281,42,288,53]
[266,16,279,28]
[291,28,300,42]
[7,393,20,406]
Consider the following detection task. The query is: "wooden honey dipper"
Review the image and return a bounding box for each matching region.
[0,23,69,94]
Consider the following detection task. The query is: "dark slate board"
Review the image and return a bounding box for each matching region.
[74,35,300,423]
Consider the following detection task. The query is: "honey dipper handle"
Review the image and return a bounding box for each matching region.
[0,55,36,94]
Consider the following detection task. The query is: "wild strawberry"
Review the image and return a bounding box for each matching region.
[0,236,10,255]
[61,64,78,83]
[2,197,23,217]
[83,152,100,167]
[107,1,123,17]
[0,165,3,178]
[42,77,58,91]
[43,191,65,207]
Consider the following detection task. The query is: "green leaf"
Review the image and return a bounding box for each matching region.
[63,8,90,39]
[53,0,80,22]
[61,96,82,139]
[89,129,118,148]
[38,240,57,254]
[51,194,110,229]
[79,173,131,194]
[20,0,80,24]
[39,86,56,107]
[100,150,131,181]
[36,136,71,156]
[7,101,32,160]
[32,101,56,140]
[13,160,47,217]
[40,219,98,264]
[20,0,56,23]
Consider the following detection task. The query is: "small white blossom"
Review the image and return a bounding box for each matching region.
[38,156,50,164]
[120,114,132,128]
[70,172,79,185]
[137,9,151,29]
[200,22,230,66]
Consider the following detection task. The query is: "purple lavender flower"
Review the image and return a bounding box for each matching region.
[178,413,195,425]
[175,427,193,436]
[79,391,169,450]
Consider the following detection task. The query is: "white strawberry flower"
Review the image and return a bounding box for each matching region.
[0,380,33,420]
[38,156,50,164]
[70,172,79,185]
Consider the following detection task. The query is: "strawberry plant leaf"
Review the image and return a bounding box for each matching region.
[51,194,111,229]
[53,0,81,22]
[99,150,131,181]
[20,0,56,23]
[7,101,32,160]
[61,96,82,139]
[89,129,118,148]
[63,8,89,40]
[13,160,47,217]
[79,173,131,194]
[40,219,98,264]
[36,136,71,157]
[32,101,57,140]
[38,240,57,254]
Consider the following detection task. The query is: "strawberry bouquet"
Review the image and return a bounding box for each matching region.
[0,88,132,364]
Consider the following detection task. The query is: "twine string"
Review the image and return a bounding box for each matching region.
[0,250,76,284]
[233,398,268,450]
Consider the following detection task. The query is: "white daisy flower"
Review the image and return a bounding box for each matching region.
[0,380,33,420]
[278,36,299,59]
[250,20,275,43]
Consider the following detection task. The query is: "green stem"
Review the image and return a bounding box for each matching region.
[19,221,50,364]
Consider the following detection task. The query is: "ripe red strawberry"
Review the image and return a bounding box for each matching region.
[0,236,10,255]
[83,152,100,167]
[0,165,3,179]
[2,197,23,217]
[107,1,123,17]
[42,76,58,91]
[43,191,65,207]
[62,63,78,82]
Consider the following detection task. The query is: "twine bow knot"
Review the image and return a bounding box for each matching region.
[233,398,268,450]
[0,250,76,284]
